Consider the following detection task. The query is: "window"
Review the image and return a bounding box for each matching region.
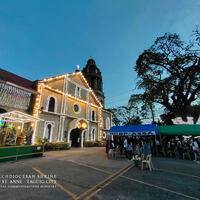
[46,95,57,113]
[73,103,81,114]
[91,78,95,88]
[89,131,91,141]
[106,117,110,130]
[92,129,95,141]
[48,97,55,112]
[90,128,96,141]
[75,86,81,98]
[45,124,52,140]
[43,121,55,142]
[91,110,96,121]
[103,132,106,139]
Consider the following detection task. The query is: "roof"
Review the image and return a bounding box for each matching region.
[158,125,200,136]
[0,110,43,123]
[0,68,36,92]
[109,124,159,136]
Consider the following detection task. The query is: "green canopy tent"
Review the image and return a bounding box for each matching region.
[158,125,200,136]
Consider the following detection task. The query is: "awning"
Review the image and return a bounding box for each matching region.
[158,125,200,136]
[0,110,43,123]
[109,124,159,136]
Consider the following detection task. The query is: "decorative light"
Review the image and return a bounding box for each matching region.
[17,126,21,130]
[0,118,5,127]
[7,123,15,130]
[77,120,87,130]
[43,84,100,108]
[36,71,106,141]
[40,72,103,108]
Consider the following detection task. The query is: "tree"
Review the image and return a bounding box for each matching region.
[134,32,200,124]
[129,94,156,123]
[106,108,121,126]
[108,102,141,126]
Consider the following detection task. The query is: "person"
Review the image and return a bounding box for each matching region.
[126,140,132,161]
[144,140,151,158]
[105,140,110,159]
[110,140,115,159]
[124,137,128,158]
[155,138,160,156]
[191,140,200,163]
[135,142,142,156]
[174,141,179,159]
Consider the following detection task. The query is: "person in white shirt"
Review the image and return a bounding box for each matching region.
[191,140,200,163]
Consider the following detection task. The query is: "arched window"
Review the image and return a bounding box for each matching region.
[89,131,91,141]
[92,129,95,141]
[43,121,55,142]
[75,86,81,98]
[106,117,110,130]
[91,78,95,88]
[91,128,96,141]
[48,97,55,112]
[46,95,57,113]
[91,110,96,121]
[45,124,52,140]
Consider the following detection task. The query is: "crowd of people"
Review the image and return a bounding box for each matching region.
[160,136,200,163]
[105,137,152,161]
[105,136,200,164]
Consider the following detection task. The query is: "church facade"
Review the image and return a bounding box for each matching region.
[33,59,112,147]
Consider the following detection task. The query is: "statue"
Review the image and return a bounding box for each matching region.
[26,126,33,145]
[5,128,16,145]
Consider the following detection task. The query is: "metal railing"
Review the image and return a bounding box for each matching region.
[0,145,44,161]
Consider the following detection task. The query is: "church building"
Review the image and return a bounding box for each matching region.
[33,59,112,147]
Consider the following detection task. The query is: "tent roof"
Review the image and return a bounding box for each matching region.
[158,125,200,136]
[0,110,43,123]
[109,124,159,136]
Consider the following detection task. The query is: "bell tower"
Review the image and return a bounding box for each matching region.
[82,58,105,106]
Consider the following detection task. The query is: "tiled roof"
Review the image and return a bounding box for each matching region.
[0,68,37,92]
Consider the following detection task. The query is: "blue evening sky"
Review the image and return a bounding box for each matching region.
[0,0,199,109]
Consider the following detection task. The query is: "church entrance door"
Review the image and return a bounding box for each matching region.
[70,128,81,147]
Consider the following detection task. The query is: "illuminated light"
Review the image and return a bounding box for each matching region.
[17,126,21,130]
[0,118,5,127]
[81,123,87,130]
[77,120,87,130]
[7,123,15,130]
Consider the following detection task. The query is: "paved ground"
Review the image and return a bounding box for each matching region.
[0,147,200,200]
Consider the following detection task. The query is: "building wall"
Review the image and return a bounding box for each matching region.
[47,79,65,91]
[36,113,60,142]
[34,73,112,145]
[41,88,62,113]
[66,98,87,119]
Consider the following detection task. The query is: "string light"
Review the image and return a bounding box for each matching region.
[41,71,103,108]
[33,70,106,141]
[7,123,15,130]
[0,118,5,127]
[43,84,101,109]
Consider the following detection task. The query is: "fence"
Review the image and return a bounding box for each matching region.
[0,145,44,162]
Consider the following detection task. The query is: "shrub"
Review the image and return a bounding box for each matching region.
[83,141,106,147]
[35,136,48,145]
[44,142,70,151]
